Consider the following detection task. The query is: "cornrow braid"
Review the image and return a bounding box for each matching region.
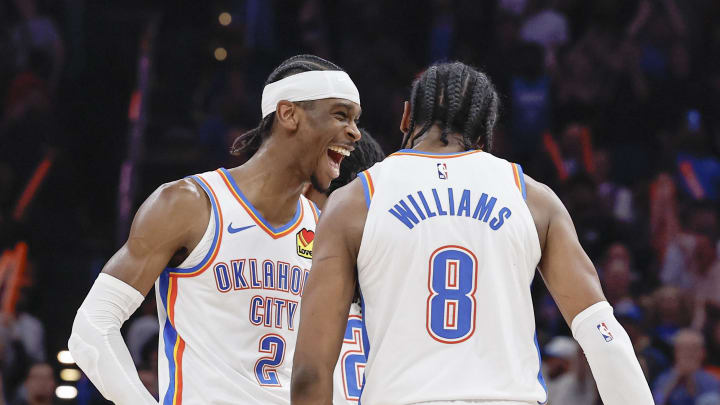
[230,54,344,156]
[405,66,440,148]
[442,63,467,145]
[402,61,500,152]
[464,75,486,149]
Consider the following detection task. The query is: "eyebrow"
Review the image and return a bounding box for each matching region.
[332,101,362,118]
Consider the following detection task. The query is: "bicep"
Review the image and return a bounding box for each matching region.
[103,182,208,295]
[536,188,606,326]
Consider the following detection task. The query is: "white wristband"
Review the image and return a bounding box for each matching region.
[571,301,654,405]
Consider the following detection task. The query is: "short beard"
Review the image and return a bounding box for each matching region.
[310,174,328,194]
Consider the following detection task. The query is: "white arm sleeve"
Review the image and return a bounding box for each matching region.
[571,301,654,405]
[68,273,157,405]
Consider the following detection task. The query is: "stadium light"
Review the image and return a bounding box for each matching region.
[219,12,232,26]
[56,386,78,400]
[57,350,74,365]
[214,47,228,61]
[60,368,82,382]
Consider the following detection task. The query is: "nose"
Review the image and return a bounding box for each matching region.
[347,122,361,142]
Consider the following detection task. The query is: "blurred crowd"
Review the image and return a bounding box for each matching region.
[0,0,719,404]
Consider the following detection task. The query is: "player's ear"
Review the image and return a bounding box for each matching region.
[276,100,299,132]
[399,101,411,135]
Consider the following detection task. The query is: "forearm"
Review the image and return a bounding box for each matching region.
[572,302,654,405]
[68,273,157,404]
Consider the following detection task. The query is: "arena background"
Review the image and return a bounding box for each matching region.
[1,0,720,403]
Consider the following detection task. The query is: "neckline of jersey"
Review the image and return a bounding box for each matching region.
[218,168,303,238]
[390,149,482,158]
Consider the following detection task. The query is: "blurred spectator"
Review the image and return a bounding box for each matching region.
[594,149,635,224]
[650,173,681,260]
[671,110,720,202]
[653,329,720,405]
[519,0,569,68]
[628,0,690,86]
[708,320,720,379]
[543,336,598,404]
[540,123,595,185]
[0,294,46,402]
[10,362,56,405]
[9,0,64,95]
[660,204,719,293]
[508,42,550,164]
[600,242,637,308]
[617,304,669,384]
[554,2,648,131]
[558,174,614,258]
[649,286,691,348]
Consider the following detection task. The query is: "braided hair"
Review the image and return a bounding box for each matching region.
[401,62,499,152]
[230,54,343,156]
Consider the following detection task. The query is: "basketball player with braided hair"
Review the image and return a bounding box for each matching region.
[68,54,362,404]
[292,62,653,405]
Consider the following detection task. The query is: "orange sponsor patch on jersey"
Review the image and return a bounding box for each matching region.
[296,228,314,259]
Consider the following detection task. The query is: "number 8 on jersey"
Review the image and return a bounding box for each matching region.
[426,245,478,343]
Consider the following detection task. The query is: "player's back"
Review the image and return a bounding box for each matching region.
[155,168,319,404]
[356,149,547,405]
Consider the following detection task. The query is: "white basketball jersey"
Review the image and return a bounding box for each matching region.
[356,149,547,405]
[333,303,367,405]
[154,168,319,405]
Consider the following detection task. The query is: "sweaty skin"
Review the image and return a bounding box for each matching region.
[103,98,361,295]
[290,127,606,404]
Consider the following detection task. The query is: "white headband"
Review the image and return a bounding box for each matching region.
[261,70,360,118]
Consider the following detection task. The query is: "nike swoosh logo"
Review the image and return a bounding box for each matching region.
[227,223,256,234]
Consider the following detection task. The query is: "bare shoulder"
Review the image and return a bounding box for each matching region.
[315,178,368,259]
[102,177,211,293]
[523,174,566,251]
[134,177,211,235]
[323,177,366,214]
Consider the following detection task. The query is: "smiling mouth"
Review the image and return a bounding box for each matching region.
[328,145,351,164]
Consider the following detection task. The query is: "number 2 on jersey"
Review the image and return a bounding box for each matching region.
[341,316,367,401]
[255,334,286,386]
[426,245,478,343]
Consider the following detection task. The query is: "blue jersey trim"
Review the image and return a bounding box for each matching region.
[516,164,528,200]
[359,174,372,209]
[534,332,548,404]
[219,168,302,233]
[166,175,221,275]
[358,292,371,404]
[530,275,548,404]
[159,272,177,405]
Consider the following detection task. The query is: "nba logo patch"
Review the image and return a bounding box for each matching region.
[296,228,314,259]
[597,322,614,342]
[437,163,448,180]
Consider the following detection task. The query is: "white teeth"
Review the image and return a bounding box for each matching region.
[328,145,351,156]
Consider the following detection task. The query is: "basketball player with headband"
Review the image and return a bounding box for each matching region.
[68,55,362,404]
